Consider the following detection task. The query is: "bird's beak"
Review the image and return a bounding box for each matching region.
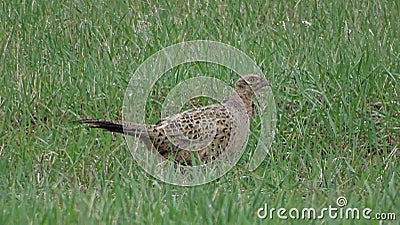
[262,79,272,88]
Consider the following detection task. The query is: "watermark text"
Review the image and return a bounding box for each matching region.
[257,197,396,221]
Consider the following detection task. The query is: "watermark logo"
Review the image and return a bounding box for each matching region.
[122,40,276,186]
[257,196,396,221]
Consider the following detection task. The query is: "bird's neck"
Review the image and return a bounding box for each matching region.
[239,91,253,117]
[224,86,254,117]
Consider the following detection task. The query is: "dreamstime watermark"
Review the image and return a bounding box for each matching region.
[122,41,276,186]
[257,197,396,221]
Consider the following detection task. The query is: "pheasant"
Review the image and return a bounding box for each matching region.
[79,74,270,166]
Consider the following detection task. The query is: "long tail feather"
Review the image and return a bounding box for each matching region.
[77,119,144,136]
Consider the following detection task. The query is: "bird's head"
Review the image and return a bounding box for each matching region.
[235,74,271,91]
[224,74,271,117]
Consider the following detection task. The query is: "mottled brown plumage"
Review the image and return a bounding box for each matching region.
[79,74,270,166]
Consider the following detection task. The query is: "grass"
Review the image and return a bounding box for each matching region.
[0,0,399,224]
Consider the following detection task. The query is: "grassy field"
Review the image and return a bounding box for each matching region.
[0,0,399,224]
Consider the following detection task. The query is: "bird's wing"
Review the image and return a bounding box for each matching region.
[154,104,232,150]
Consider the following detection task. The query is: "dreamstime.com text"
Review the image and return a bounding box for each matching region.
[257,197,396,221]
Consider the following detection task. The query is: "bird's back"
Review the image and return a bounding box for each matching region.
[144,103,236,165]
